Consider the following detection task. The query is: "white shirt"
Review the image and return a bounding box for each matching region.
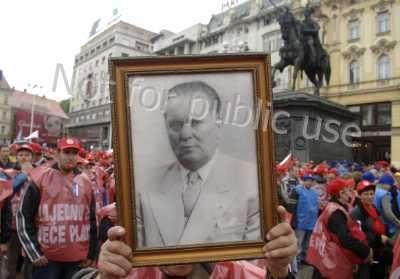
[179,150,219,193]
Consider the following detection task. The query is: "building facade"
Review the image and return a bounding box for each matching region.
[153,0,292,92]
[314,0,400,166]
[0,71,13,144]
[67,19,156,150]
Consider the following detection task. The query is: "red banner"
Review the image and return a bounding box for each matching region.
[15,109,64,144]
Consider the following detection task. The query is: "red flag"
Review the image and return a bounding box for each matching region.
[277,153,294,172]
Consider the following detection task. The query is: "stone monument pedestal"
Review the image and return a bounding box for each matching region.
[273,91,358,162]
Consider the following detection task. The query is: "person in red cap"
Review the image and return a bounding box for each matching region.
[307,178,372,279]
[16,137,98,279]
[2,144,35,279]
[29,142,43,166]
[326,168,338,183]
[351,180,391,279]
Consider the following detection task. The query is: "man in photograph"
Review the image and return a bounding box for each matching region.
[136,80,260,248]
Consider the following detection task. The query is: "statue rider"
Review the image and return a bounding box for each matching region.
[302,5,320,65]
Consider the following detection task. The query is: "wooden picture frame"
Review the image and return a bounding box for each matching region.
[110,53,278,267]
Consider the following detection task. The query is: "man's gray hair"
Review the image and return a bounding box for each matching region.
[166,81,222,116]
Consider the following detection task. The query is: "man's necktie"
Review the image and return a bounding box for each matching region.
[183,171,201,219]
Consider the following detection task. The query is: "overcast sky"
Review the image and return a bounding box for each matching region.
[0,0,242,101]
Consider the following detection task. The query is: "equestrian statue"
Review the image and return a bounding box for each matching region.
[270,3,331,96]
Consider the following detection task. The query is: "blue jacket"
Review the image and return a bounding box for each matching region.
[374,187,388,214]
[295,185,319,230]
[374,187,398,235]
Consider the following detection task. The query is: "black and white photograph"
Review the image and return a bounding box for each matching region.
[128,72,263,249]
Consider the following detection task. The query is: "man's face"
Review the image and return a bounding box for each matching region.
[165,91,221,171]
[17,150,33,165]
[58,148,78,171]
[303,179,314,188]
[0,147,10,161]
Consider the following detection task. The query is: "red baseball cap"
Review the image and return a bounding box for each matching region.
[57,137,81,151]
[30,142,42,154]
[17,144,34,154]
[328,168,338,176]
[327,178,348,195]
[356,180,375,194]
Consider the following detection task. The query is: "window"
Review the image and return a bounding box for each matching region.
[377,11,390,33]
[110,37,115,43]
[349,60,360,84]
[121,52,129,57]
[135,41,149,51]
[348,20,360,40]
[348,106,360,114]
[4,96,8,105]
[262,31,281,53]
[360,103,391,127]
[95,60,99,67]
[361,104,375,126]
[263,15,272,26]
[1,126,5,135]
[102,56,105,64]
[92,113,96,120]
[377,103,391,126]
[377,54,390,80]
[2,111,6,120]
[121,39,130,46]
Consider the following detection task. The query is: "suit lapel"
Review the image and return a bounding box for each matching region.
[148,163,185,246]
[179,154,231,244]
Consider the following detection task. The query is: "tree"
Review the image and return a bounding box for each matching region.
[59,98,71,114]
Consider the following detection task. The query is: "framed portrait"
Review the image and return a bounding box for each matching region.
[110,53,278,267]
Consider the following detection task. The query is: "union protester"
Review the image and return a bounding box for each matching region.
[374,173,400,236]
[73,206,297,279]
[16,138,98,279]
[351,180,392,279]
[288,173,319,266]
[2,144,35,279]
[307,178,372,279]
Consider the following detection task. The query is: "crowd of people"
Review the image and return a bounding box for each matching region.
[1,138,400,278]
[0,139,297,279]
[276,158,400,278]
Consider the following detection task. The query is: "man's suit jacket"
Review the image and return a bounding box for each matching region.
[136,152,260,248]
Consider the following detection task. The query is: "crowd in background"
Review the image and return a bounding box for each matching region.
[1,139,400,278]
[276,157,400,278]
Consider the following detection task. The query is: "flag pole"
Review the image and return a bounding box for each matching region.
[29,95,36,136]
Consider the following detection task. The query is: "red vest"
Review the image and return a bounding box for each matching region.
[30,166,93,262]
[306,202,366,279]
[391,235,400,277]
[123,261,265,279]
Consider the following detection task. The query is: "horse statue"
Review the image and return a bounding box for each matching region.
[271,4,331,96]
